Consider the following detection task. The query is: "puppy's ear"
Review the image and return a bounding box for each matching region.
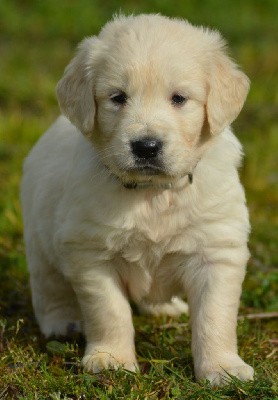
[206,47,250,135]
[56,37,101,137]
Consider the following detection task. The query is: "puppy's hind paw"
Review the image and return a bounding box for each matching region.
[139,296,188,317]
[41,318,82,338]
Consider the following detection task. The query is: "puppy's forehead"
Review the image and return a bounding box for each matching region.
[96,17,210,94]
[99,15,218,62]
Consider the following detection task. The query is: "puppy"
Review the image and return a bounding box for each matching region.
[21,14,254,385]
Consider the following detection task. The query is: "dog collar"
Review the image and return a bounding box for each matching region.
[123,173,193,190]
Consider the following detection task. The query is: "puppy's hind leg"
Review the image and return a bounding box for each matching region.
[28,249,82,338]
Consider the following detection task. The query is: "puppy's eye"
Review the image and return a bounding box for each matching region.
[171,94,187,106]
[110,92,127,105]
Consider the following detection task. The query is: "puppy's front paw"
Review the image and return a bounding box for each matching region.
[196,355,254,386]
[82,347,138,373]
[204,363,254,386]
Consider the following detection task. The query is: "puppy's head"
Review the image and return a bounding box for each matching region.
[57,14,249,186]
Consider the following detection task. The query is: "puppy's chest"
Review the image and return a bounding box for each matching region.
[104,197,200,302]
[105,194,198,268]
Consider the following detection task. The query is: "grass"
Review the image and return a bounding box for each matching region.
[0,0,277,398]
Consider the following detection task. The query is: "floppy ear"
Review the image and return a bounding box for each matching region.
[207,50,250,135]
[56,37,101,137]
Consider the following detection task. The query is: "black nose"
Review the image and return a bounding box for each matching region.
[131,137,162,159]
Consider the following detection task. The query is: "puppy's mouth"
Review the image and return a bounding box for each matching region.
[127,164,165,176]
[115,160,171,189]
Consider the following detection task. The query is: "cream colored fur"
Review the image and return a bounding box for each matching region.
[21,14,254,385]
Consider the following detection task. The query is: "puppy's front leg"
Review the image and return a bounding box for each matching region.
[187,247,254,386]
[67,260,137,373]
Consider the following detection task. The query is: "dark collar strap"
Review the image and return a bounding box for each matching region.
[123,173,193,190]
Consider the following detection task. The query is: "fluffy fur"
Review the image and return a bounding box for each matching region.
[21,14,254,385]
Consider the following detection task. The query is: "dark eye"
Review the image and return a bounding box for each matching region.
[110,91,127,105]
[171,94,187,106]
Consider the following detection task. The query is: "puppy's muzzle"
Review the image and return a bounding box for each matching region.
[130,137,164,175]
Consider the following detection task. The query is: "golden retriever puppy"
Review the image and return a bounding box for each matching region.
[21,14,254,385]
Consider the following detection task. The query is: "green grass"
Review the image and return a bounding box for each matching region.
[0,0,277,398]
